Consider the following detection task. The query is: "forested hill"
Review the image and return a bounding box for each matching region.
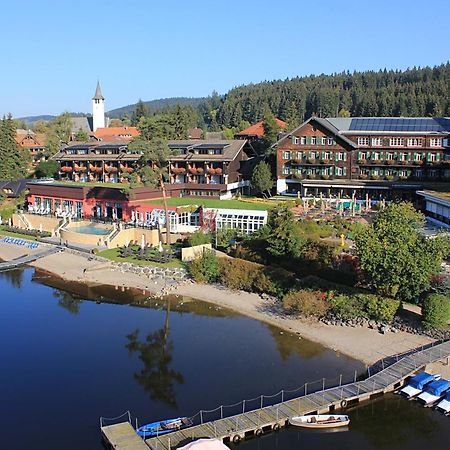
[215,63,450,129]
[108,97,206,118]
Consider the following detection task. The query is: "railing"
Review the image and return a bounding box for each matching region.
[100,410,132,428]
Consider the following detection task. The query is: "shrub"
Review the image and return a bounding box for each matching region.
[189,250,219,283]
[330,294,366,320]
[187,230,212,247]
[1,225,51,238]
[422,294,450,330]
[282,289,331,317]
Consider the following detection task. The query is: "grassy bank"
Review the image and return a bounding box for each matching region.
[143,197,274,210]
[0,226,39,241]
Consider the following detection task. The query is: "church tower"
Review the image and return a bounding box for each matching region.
[92,81,105,131]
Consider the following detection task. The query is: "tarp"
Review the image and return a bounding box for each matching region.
[409,372,435,390]
[178,438,230,450]
[426,379,450,397]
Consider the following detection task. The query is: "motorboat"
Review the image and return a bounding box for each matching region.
[435,392,450,415]
[398,372,441,399]
[178,438,230,450]
[137,417,192,438]
[416,379,450,407]
[289,414,350,429]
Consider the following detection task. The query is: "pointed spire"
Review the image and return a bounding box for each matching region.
[93,81,104,100]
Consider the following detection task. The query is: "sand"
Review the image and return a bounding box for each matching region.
[0,240,434,365]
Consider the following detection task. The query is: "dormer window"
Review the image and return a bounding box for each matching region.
[358,137,370,146]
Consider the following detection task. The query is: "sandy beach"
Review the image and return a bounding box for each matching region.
[0,240,435,365]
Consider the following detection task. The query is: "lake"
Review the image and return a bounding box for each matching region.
[0,267,448,450]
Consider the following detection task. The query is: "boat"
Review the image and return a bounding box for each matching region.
[178,438,230,449]
[435,392,450,415]
[289,414,350,429]
[137,417,192,438]
[398,372,441,399]
[416,379,450,407]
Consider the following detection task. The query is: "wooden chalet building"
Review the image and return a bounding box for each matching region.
[52,139,250,198]
[275,117,450,199]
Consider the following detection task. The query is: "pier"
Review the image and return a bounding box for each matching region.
[101,339,450,450]
[0,242,63,271]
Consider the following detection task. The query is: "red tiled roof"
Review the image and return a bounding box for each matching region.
[15,132,46,148]
[236,119,286,137]
[188,127,203,139]
[94,127,140,140]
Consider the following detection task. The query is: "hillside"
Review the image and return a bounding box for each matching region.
[215,63,450,128]
[107,97,206,118]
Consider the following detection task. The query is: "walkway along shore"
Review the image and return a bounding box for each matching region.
[0,239,436,366]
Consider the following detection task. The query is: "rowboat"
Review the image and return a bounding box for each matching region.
[416,379,450,407]
[398,372,441,399]
[137,417,192,438]
[289,414,350,428]
[435,392,450,415]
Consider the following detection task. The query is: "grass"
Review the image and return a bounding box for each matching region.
[0,226,39,241]
[97,247,185,269]
[142,197,274,211]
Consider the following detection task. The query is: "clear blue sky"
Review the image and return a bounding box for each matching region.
[2,0,449,117]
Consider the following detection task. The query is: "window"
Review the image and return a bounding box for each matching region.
[371,137,383,146]
[389,137,405,146]
[407,138,422,147]
[311,137,317,145]
[327,137,334,145]
[309,151,317,159]
[300,137,306,145]
[399,152,408,161]
[321,137,327,145]
[372,152,380,160]
[414,153,422,161]
[428,153,436,162]
[398,169,408,177]
[335,167,343,176]
[386,152,395,160]
[282,151,291,160]
[358,137,370,146]
[429,169,438,178]
[296,151,303,160]
[336,152,345,161]
[282,165,291,175]
[292,136,299,145]
[430,138,442,147]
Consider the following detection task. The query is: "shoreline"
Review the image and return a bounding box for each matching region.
[0,240,434,365]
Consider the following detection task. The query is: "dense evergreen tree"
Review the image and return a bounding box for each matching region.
[131,99,150,125]
[213,63,450,128]
[0,114,30,179]
[251,161,273,197]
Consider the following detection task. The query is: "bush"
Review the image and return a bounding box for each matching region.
[189,250,219,283]
[282,289,331,317]
[330,293,400,321]
[422,294,450,330]
[1,225,51,238]
[187,230,212,247]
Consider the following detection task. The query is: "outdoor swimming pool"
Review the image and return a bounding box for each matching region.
[68,224,112,235]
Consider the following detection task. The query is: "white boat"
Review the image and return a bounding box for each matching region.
[416,379,450,406]
[289,414,349,429]
[399,372,441,399]
[435,392,450,415]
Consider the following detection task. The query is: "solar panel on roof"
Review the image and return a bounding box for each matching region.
[195,143,229,149]
[349,117,450,132]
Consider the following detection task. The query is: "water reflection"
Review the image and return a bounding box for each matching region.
[126,299,184,408]
[0,267,24,289]
[52,290,83,315]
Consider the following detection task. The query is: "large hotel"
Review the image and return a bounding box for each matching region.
[275,117,450,199]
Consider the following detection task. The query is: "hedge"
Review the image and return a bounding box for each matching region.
[422,294,450,330]
[1,225,51,238]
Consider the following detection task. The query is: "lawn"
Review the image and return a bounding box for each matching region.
[97,247,185,269]
[142,197,274,211]
[0,226,39,241]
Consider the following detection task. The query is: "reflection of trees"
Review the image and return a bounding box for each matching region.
[0,268,24,289]
[126,300,183,408]
[351,394,438,448]
[52,290,83,315]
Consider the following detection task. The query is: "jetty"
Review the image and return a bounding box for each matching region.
[100,339,450,450]
[0,243,63,271]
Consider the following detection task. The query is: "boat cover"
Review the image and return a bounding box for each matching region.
[409,372,435,390]
[424,379,450,397]
[178,438,230,450]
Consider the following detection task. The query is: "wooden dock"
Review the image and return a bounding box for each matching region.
[101,339,450,450]
[101,422,149,450]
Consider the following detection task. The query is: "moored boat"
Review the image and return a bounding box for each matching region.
[289,414,350,429]
[137,417,192,438]
[416,379,450,407]
[435,392,450,415]
[398,372,441,399]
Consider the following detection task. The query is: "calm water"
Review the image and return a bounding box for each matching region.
[0,268,448,450]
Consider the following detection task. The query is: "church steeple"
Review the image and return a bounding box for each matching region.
[93,81,104,100]
[92,81,105,131]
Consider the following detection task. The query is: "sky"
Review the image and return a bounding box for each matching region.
[1,0,449,117]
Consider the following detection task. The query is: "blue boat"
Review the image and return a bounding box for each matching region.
[417,379,450,406]
[399,372,441,398]
[137,417,192,438]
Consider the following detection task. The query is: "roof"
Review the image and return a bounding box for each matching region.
[94,127,139,140]
[70,116,93,133]
[0,179,31,197]
[168,140,247,162]
[15,130,46,148]
[237,118,286,137]
[93,81,104,100]
[188,127,203,139]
